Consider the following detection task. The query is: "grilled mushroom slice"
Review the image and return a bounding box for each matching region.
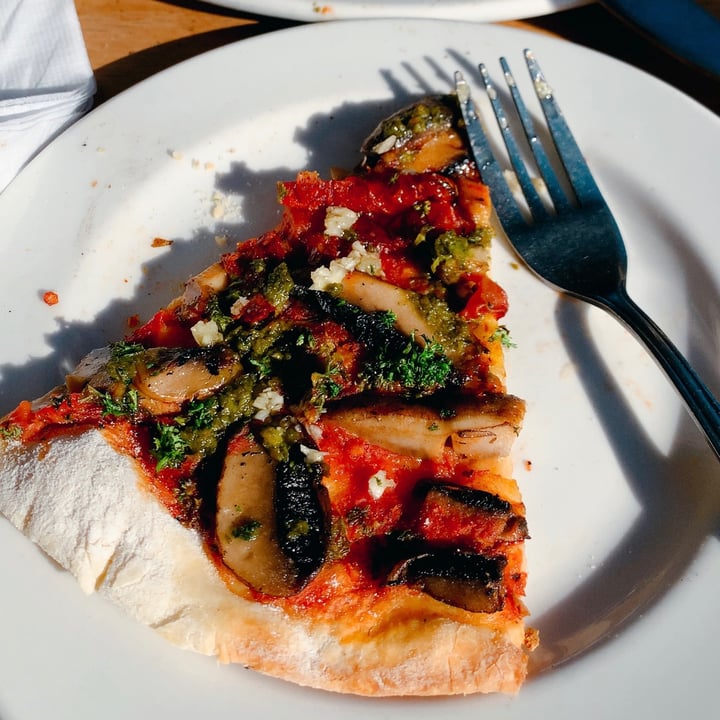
[68,344,242,415]
[337,272,436,345]
[273,443,331,584]
[65,347,114,392]
[415,481,528,548]
[361,96,469,174]
[169,261,229,316]
[387,548,507,613]
[216,431,329,597]
[133,346,242,404]
[322,393,525,461]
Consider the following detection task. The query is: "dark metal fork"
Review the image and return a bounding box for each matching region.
[455,51,720,461]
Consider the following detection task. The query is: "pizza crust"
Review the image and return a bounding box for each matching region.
[0,429,530,696]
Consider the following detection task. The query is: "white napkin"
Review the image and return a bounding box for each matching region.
[0,0,96,193]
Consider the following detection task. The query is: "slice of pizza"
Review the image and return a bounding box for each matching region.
[0,96,537,696]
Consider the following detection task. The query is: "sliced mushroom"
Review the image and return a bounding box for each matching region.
[387,549,507,613]
[415,481,528,548]
[65,346,114,392]
[324,398,447,458]
[64,346,178,415]
[133,346,242,404]
[321,393,525,461]
[169,262,229,312]
[216,431,329,597]
[337,272,435,345]
[361,96,469,174]
[216,432,296,596]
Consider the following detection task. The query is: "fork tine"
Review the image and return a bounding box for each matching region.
[454,71,526,229]
[497,57,572,213]
[522,49,605,207]
[477,63,549,222]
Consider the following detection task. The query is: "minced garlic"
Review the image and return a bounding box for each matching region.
[252,387,284,421]
[368,470,396,500]
[324,206,359,237]
[190,319,223,347]
[300,444,326,464]
[309,241,382,291]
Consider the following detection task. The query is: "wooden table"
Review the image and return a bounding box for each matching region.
[76,0,719,114]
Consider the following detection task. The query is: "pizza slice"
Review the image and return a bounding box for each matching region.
[0,95,537,696]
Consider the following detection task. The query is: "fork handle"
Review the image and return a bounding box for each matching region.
[601,287,720,461]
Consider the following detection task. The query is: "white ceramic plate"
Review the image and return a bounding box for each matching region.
[206,0,588,22]
[1,18,719,720]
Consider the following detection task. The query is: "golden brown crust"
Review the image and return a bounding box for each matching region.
[0,429,531,696]
[217,610,529,696]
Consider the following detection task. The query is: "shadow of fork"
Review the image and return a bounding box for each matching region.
[528,294,720,675]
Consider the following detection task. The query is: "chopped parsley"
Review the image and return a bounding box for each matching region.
[364,334,453,396]
[152,422,191,471]
[489,325,516,348]
[309,367,342,408]
[379,309,397,328]
[97,387,139,418]
[104,345,145,385]
[110,341,145,359]
[186,397,218,429]
[0,424,22,440]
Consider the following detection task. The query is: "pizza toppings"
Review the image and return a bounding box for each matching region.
[3,154,525,609]
[132,346,242,403]
[0,94,536,695]
[322,394,524,461]
[361,97,469,174]
[273,443,331,584]
[415,481,528,550]
[386,549,507,613]
[216,431,329,597]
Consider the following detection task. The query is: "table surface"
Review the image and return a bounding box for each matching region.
[76,0,719,115]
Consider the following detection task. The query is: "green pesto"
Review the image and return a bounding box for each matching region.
[259,420,303,463]
[105,342,147,385]
[264,262,294,311]
[410,293,472,358]
[179,374,256,457]
[430,228,492,275]
[205,294,234,333]
[232,318,293,377]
